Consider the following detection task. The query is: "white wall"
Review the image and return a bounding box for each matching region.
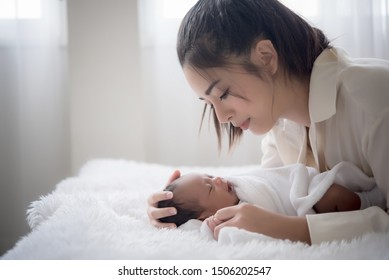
[68,0,263,173]
[68,0,146,173]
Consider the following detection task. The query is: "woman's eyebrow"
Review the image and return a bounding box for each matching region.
[199,80,221,100]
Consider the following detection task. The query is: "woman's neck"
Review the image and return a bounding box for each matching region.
[275,75,310,127]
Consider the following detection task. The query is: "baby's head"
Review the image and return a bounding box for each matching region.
[158,173,239,226]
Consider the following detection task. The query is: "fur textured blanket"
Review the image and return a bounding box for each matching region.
[2,159,389,259]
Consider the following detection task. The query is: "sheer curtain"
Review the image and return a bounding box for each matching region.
[0,0,69,254]
[137,0,389,167]
[281,0,389,59]
[138,0,263,167]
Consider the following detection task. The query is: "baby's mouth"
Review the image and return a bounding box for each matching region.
[227,181,235,193]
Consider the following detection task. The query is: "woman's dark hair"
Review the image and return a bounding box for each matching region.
[177,0,330,149]
[157,183,205,227]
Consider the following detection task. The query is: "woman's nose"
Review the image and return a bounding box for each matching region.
[213,105,232,124]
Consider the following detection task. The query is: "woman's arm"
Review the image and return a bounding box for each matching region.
[307,207,389,244]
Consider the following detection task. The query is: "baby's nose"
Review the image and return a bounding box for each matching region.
[213,177,228,191]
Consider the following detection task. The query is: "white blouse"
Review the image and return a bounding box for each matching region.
[260,47,389,244]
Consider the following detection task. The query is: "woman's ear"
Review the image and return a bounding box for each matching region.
[250,40,278,75]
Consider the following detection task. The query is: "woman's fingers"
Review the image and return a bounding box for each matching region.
[205,215,223,232]
[147,191,177,224]
[213,204,239,221]
[207,205,242,240]
[213,221,227,240]
[147,204,177,219]
[211,203,263,240]
[146,170,180,228]
[148,170,179,207]
[167,170,181,184]
[212,216,239,240]
[147,191,173,206]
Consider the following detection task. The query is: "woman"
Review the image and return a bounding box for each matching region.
[147,0,389,244]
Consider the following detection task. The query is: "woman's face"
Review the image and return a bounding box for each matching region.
[183,65,277,135]
[174,173,239,219]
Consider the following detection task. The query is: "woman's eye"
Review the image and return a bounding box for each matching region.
[219,88,230,100]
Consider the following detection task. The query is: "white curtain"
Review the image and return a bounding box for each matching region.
[138,0,263,167]
[0,0,69,254]
[281,0,389,59]
[137,0,389,167]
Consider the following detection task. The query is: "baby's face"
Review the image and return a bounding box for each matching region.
[174,173,239,219]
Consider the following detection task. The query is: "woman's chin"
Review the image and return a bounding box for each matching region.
[249,127,270,135]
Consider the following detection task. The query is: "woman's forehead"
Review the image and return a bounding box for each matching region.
[183,67,228,98]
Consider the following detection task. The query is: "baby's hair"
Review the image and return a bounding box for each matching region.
[157,183,205,227]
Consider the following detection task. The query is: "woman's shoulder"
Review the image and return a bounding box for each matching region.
[338,49,389,84]
[336,49,389,86]
[336,49,389,117]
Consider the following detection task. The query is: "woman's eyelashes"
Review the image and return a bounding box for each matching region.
[219,88,230,100]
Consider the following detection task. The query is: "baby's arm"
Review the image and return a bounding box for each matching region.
[313,183,361,213]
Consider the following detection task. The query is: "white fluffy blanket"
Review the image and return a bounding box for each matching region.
[2,159,389,259]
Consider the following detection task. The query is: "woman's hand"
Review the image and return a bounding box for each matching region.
[206,203,311,244]
[147,170,181,228]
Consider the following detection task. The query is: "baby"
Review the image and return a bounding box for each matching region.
[158,163,386,226]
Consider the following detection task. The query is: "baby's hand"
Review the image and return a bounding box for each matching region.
[205,215,223,235]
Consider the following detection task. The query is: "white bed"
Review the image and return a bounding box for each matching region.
[2,159,389,260]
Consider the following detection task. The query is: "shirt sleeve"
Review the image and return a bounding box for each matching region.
[307,110,389,244]
[307,206,389,244]
[306,112,389,244]
[365,109,389,208]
